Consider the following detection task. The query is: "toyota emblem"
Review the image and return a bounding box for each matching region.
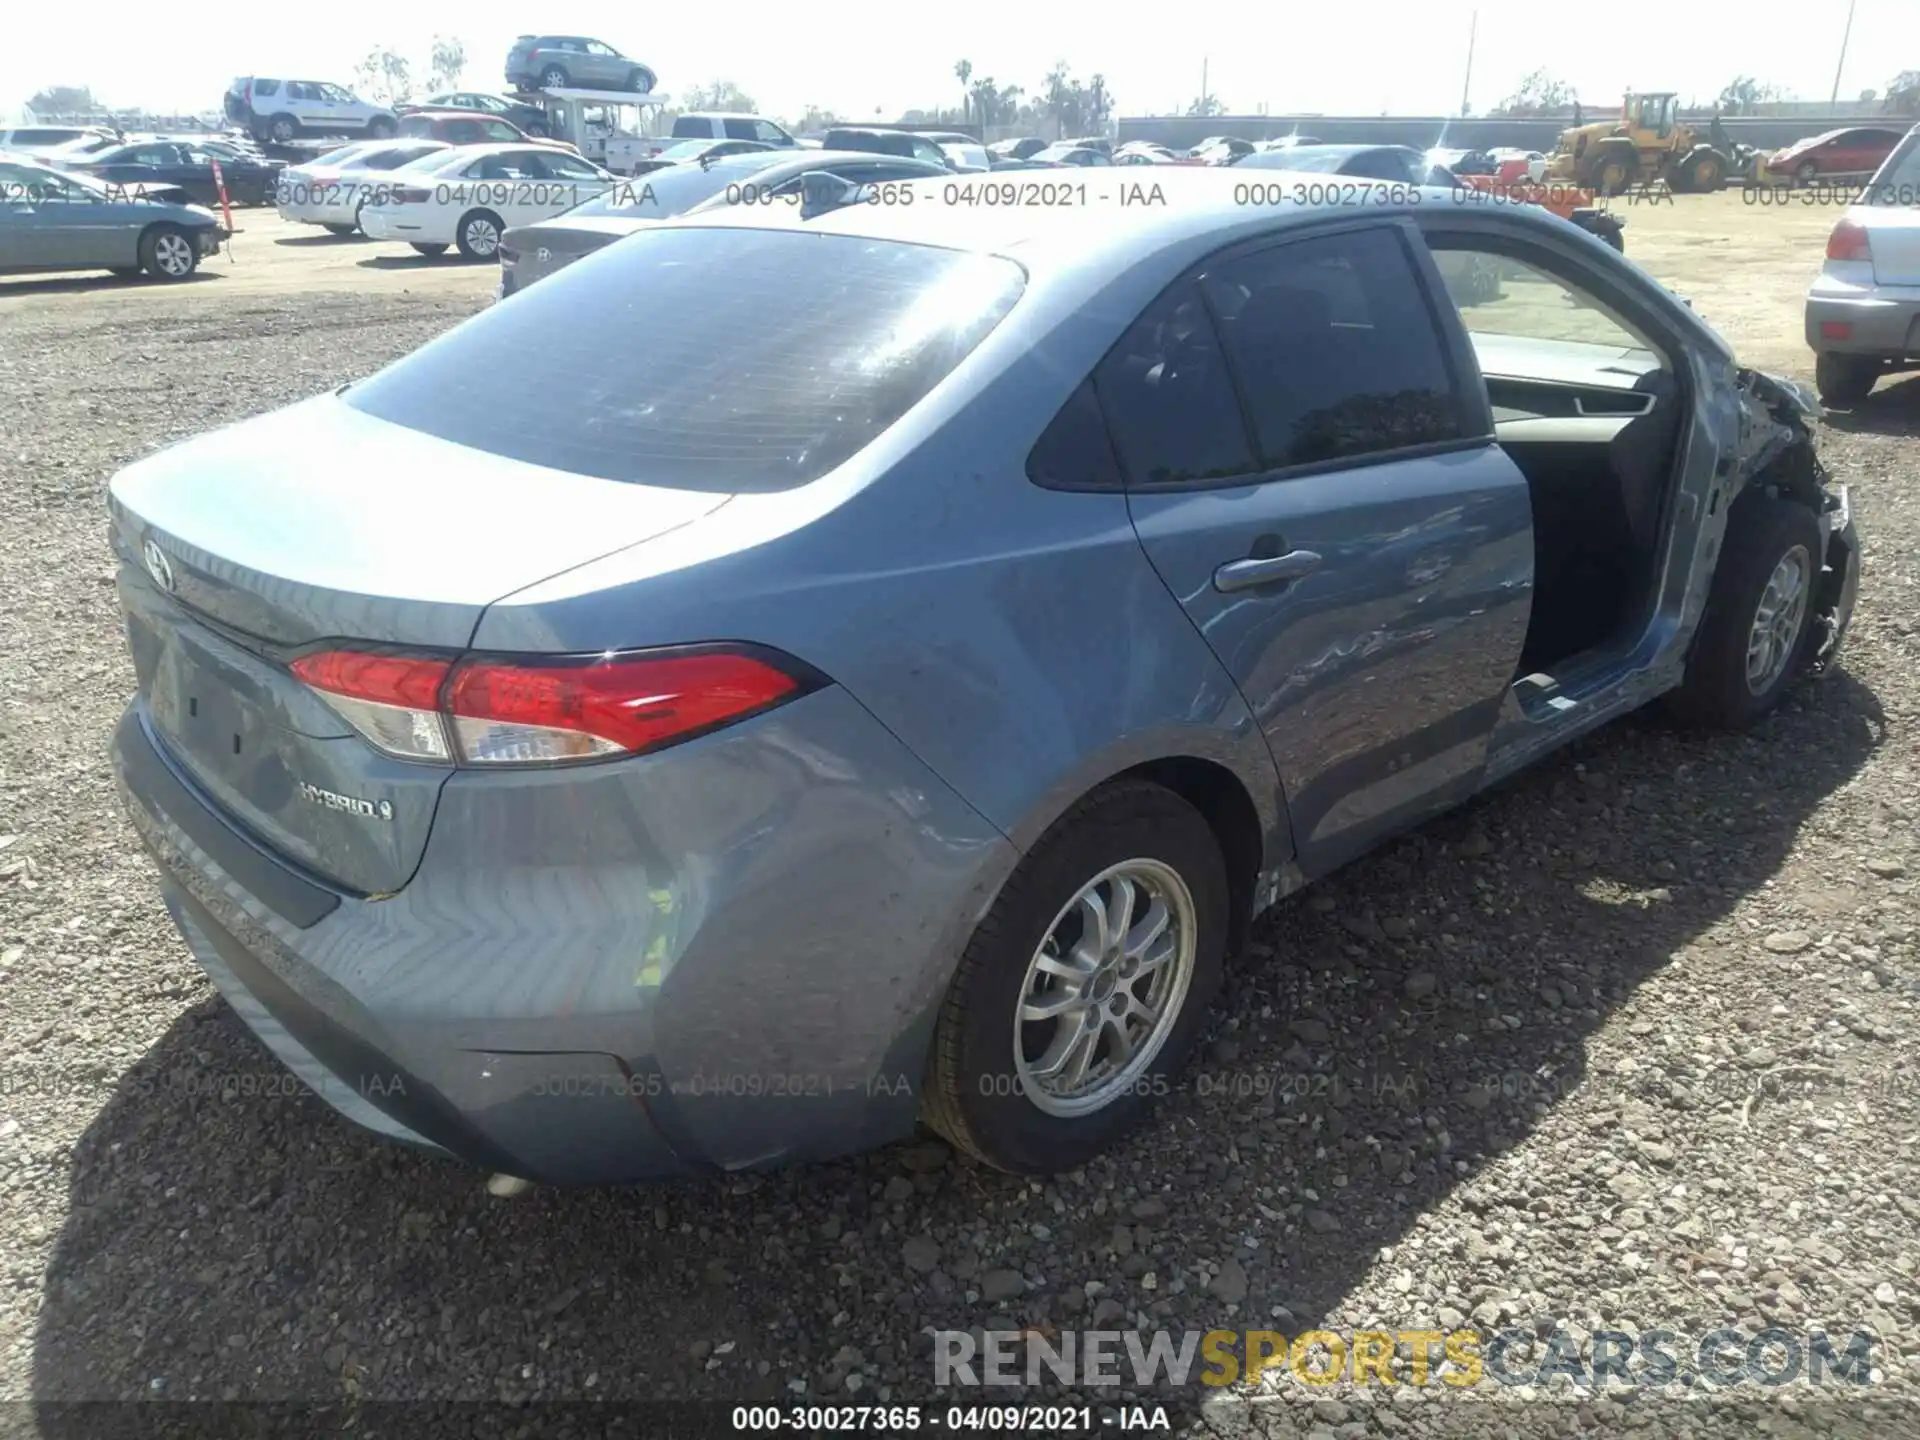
[142,538,175,593]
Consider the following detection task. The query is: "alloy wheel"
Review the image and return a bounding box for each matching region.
[1012,859,1196,1118]
[1746,545,1810,694]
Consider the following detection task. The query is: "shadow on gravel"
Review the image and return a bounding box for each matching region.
[1821,374,1920,437]
[272,234,369,247]
[0,273,224,299]
[356,254,476,270]
[29,670,1885,1426]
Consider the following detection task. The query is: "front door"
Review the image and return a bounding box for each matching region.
[1112,221,1533,877]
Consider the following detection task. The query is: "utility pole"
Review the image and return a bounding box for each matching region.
[1201,56,1209,113]
[1461,9,1478,116]
[1831,0,1856,105]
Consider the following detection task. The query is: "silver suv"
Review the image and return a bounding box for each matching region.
[1804,122,1920,404]
[504,36,657,93]
[225,78,397,145]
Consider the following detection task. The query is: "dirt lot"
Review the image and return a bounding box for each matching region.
[1,192,1917,1439]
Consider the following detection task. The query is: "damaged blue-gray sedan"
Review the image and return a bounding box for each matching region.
[106,171,1860,1185]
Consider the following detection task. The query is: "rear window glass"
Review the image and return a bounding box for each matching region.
[1869,131,1920,201]
[344,228,1025,493]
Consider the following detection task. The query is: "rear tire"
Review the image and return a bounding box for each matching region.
[409,242,449,257]
[1664,496,1823,730]
[1680,150,1724,193]
[139,225,199,282]
[539,65,570,90]
[268,114,298,145]
[1814,352,1878,405]
[322,222,356,237]
[922,780,1228,1175]
[455,208,504,260]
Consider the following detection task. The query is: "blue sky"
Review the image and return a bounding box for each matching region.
[5,0,1916,124]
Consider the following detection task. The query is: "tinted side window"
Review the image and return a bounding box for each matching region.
[1200,228,1462,469]
[253,80,280,97]
[1027,380,1123,491]
[1095,282,1255,487]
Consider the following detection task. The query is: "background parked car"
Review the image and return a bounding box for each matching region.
[0,126,121,160]
[1764,127,1905,185]
[0,158,226,281]
[70,141,282,207]
[1190,136,1255,165]
[988,137,1048,161]
[224,78,397,145]
[358,143,617,259]
[1804,123,1920,403]
[498,149,948,294]
[1031,143,1111,167]
[505,35,657,93]
[630,138,772,175]
[396,111,576,154]
[940,141,992,172]
[403,93,550,136]
[275,140,451,235]
[820,128,954,166]
[668,114,798,148]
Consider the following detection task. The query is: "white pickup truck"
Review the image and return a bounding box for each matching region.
[503,87,670,174]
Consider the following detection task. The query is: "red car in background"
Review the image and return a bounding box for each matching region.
[1763,127,1904,185]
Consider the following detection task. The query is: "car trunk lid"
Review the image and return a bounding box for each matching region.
[109,393,732,895]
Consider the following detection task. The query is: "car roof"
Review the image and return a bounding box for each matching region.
[655,166,1562,278]
[414,142,562,169]
[681,112,773,121]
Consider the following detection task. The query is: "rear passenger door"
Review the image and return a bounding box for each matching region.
[1115,220,1534,877]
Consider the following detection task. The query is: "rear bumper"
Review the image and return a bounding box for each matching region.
[111,689,1017,1186]
[1806,277,1920,356]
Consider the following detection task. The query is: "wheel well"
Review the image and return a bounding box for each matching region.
[1119,757,1265,958]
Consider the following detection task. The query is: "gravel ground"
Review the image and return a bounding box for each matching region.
[2,270,1919,1440]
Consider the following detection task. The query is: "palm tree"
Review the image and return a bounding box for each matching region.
[955,59,973,125]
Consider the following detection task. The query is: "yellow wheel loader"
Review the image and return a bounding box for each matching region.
[1546,92,1731,196]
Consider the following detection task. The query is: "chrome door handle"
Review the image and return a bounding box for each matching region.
[1213,549,1323,593]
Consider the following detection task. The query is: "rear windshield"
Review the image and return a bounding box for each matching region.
[344,227,1025,492]
[1868,130,1920,202]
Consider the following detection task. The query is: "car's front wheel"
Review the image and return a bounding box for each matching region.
[268,114,298,144]
[322,222,357,237]
[1665,495,1824,729]
[139,224,199,282]
[1815,352,1879,406]
[539,65,570,89]
[1796,160,1820,185]
[923,780,1227,1174]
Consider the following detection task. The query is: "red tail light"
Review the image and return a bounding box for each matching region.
[292,645,817,767]
[1827,219,1872,262]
